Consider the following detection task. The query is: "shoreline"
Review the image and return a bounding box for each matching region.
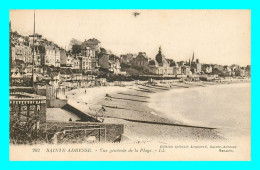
[65,79,250,143]
[147,81,251,139]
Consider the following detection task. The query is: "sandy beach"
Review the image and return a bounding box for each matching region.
[64,78,250,144]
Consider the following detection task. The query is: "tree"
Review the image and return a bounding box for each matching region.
[69,38,82,48]
[69,38,82,54]
[72,44,82,54]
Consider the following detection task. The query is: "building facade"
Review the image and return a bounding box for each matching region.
[99,53,121,74]
[43,46,61,67]
[11,45,32,64]
[60,50,74,68]
[190,53,201,74]
[132,52,150,68]
[148,47,173,75]
[181,66,191,75]
[81,38,101,71]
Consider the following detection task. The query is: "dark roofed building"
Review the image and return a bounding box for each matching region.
[170,61,177,67]
[148,46,173,75]
[132,52,149,68]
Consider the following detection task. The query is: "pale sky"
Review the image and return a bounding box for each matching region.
[9,10,251,66]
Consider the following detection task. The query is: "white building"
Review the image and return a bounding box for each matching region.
[44,46,60,67]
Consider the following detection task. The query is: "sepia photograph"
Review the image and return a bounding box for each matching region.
[9,9,251,161]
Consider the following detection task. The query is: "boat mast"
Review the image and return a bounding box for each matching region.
[32,10,35,87]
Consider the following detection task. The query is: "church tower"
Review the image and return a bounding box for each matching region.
[155,46,168,66]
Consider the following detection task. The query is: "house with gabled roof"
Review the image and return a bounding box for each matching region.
[132,52,150,68]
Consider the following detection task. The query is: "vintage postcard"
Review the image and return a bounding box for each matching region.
[9,10,251,161]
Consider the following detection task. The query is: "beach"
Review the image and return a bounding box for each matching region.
[65,79,251,143]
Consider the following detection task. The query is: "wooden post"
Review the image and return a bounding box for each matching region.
[31,10,35,87]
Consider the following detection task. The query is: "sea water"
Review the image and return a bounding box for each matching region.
[148,83,251,137]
